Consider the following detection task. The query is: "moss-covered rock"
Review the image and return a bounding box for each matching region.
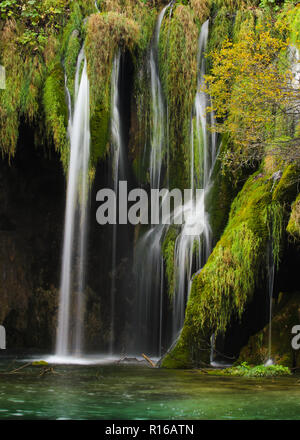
[287,193,300,241]
[43,63,69,172]
[162,168,292,368]
[272,164,299,204]
[239,291,300,368]
[162,226,179,298]
[64,29,82,106]
[205,137,240,242]
[159,2,199,189]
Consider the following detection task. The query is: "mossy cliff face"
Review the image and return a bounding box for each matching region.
[0,0,299,356]
[287,194,300,241]
[162,163,298,368]
[159,3,199,189]
[161,2,300,369]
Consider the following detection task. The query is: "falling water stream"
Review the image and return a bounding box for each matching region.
[265,240,275,366]
[149,3,170,190]
[109,51,123,354]
[172,19,216,342]
[55,11,218,360]
[56,49,90,357]
[135,17,217,357]
[134,4,170,357]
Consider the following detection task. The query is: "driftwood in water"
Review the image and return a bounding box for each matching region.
[142,354,156,368]
[0,362,32,375]
[0,361,60,376]
[116,357,145,364]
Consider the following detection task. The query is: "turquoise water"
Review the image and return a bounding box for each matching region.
[0,357,300,420]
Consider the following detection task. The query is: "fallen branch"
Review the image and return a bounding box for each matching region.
[0,362,32,375]
[142,353,156,368]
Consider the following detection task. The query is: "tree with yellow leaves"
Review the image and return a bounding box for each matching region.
[205,24,300,172]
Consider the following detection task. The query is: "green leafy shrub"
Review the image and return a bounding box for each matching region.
[224,361,291,376]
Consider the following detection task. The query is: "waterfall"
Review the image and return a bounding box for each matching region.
[135,16,217,357]
[149,3,170,189]
[109,51,122,354]
[171,19,216,341]
[56,49,90,357]
[134,4,170,357]
[265,240,275,366]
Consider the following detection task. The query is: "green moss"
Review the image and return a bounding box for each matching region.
[85,9,149,117]
[220,362,291,377]
[0,23,45,158]
[267,201,285,268]
[205,136,240,241]
[232,9,256,43]
[90,102,110,167]
[163,168,295,368]
[272,164,299,204]
[239,292,300,368]
[159,3,199,189]
[129,59,151,185]
[64,30,82,106]
[206,6,233,61]
[287,193,300,240]
[161,337,193,369]
[43,63,69,172]
[162,226,179,298]
[84,2,158,177]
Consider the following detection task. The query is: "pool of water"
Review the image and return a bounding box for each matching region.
[0,356,300,420]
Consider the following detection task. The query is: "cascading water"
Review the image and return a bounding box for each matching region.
[134,4,170,357]
[56,48,90,357]
[265,240,275,366]
[109,51,123,354]
[171,19,217,342]
[135,16,217,357]
[149,3,170,189]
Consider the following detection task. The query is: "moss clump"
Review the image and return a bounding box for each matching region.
[85,12,140,117]
[287,194,300,241]
[162,226,179,298]
[205,137,241,242]
[90,103,110,167]
[159,3,199,189]
[232,9,256,43]
[64,30,82,106]
[0,1,93,167]
[221,362,291,377]
[161,322,198,369]
[85,3,156,170]
[0,21,45,158]
[190,0,210,23]
[206,6,233,62]
[272,164,299,204]
[43,63,69,172]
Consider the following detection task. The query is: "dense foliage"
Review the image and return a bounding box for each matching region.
[206,7,300,176]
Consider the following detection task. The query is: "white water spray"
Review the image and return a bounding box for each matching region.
[265,240,275,366]
[149,3,170,189]
[109,51,122,354]
[56,49,90,356]
[134,5,170,356]
[172,19,217,341]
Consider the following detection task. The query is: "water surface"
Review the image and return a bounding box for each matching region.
[0,356,299,420]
